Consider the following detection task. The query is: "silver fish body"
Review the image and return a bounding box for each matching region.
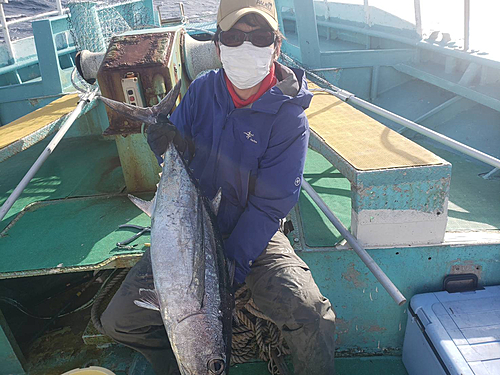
[101,81,233,374]
[150,142,232,375]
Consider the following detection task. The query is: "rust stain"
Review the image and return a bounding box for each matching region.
[98,32,178,135]
[334,318,350,346]
[342,263,365,288]
[368,325,387,332]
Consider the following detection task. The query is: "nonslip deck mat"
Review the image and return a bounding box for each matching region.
[421,143,500,232]
[305,83,445,171]
[0,195,150,276]
[0,94,79,150]
[0,136,125,232]
[300,149,351,247]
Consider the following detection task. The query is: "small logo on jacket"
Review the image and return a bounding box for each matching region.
[244,131,258,144]
[295,177,301,186]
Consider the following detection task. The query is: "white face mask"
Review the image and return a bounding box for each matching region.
[220,42,275,90]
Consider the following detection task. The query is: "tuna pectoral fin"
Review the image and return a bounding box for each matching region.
[128,194,155,217]
[211,188,222,215]
[134,288,160,311]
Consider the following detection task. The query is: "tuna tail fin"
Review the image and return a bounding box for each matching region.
[99,96,157,124]
[211,188,222,215]
[99,79,181,124]
[128,194,155,217]
[134,288,160,311]
[153,79,182,116]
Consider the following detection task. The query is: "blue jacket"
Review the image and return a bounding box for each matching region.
[170,63,312,283]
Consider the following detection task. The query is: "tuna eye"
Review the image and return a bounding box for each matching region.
[207,358,225,374]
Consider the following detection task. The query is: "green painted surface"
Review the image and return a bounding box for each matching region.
[0,310,26,374]
[300,243,500,352]
[0,195,150,274]
[421,142,500,231]
[300,149,352,247]
[232,355,407,375]
[353,164,451,213]
[0,136,125,232]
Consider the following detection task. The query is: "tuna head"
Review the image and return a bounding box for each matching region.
[172,313,229,375]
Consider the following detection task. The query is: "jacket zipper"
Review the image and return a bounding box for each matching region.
[213,109,236,192]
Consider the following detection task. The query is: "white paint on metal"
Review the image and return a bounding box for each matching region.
[363,0,371,27]
[444,231,500,245]
[1,10,68,28]
[414,0,422,36]
[56,0,64,15]
[77,50,105,81]
[351,206,448,247]
[183,32,221,81]
[0,2,14,61]
[464,0,470,51]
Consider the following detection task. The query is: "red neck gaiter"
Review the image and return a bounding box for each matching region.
[225,63,277,108]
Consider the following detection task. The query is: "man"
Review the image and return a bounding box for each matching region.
[101,0,336,374]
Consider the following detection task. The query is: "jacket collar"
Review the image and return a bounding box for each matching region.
[215,62,311,115]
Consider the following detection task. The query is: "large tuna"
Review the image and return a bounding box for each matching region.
[101,81,233,375]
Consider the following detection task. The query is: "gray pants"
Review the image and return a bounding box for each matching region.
[101,231,336,375]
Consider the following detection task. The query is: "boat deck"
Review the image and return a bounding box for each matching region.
[1,114,498,375]
[3,131,497,277]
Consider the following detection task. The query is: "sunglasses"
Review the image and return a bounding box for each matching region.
[219,29,275,48]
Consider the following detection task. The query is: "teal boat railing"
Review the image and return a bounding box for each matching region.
[0,0,156,126]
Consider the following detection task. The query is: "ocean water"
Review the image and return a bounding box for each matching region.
[3,0,220,40]
[2,0,499,56]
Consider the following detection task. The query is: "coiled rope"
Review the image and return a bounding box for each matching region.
[91,268,130,334]
[232,285,291,375]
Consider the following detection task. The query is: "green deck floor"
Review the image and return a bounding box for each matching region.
[419,141,500,232]
[300,149,352,247]
[0,136,146,277]
[2,137,497,278]
[0,136,125,233]
[0,195,151,276]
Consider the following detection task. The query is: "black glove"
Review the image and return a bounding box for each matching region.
[146,114,177,164]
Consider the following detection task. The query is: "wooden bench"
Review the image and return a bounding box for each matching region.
[305,83,451,247]
[0,94,79,162]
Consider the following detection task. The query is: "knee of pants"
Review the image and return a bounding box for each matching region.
[100,306,120,339]
[287,298,334,332]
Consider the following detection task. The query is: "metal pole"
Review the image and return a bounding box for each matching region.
[464,0,470,51]
[347,95,500,170]
[0,89,98,222]
[302,180,407,306]
[56,0,64,15]
[363,0,370,27]
[310,87,500,170]
[282,54,500,167]
[414,0,422,37]
[0,2,15,62]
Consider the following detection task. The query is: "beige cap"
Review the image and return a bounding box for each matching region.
[217,0,278,31]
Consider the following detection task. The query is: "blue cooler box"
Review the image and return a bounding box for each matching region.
[403,285,500,375]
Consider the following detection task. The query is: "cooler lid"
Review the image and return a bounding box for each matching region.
[411,285,500,375]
